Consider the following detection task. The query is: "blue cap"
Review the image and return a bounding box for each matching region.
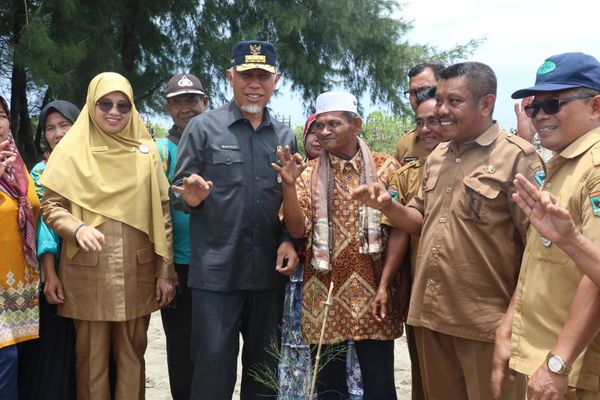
[230,40,277,74]
[512,52,600,99]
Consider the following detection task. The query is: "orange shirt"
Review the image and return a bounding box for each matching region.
[0,172,40,347]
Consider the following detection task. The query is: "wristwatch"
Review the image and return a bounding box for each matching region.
[546,351,572,376]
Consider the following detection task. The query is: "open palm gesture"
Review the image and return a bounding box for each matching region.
[271,145,307,185]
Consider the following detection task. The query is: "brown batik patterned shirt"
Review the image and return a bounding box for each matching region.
[296,150,403,344]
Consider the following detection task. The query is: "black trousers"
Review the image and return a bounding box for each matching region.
[160,264,193,400]
[190,286,285,400]
[315,339,397,400]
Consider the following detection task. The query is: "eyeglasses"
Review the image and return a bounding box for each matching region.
[523,94,594,118]
[415,118,440,129]
[404,86,432,98]
[96,100,132,114]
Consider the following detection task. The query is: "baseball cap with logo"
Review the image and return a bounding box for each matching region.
[230,40,277,74]
[512,52,600,99]
[165,73,206,98]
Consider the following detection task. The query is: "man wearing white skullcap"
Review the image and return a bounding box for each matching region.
[273,91,407,399]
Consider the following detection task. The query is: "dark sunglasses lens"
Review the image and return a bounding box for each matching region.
[524,104,538,118]
[541,99,560,115]
[97,101,113,112]
[117,102,132,114]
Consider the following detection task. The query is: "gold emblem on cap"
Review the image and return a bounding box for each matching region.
[484,164,496,174]
[250,44,261,55]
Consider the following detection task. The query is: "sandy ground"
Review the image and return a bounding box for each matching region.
[145,311,412,399]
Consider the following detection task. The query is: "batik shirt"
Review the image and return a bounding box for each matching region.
[297,151,403,344]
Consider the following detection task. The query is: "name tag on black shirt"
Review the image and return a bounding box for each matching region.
[219,144,240,150]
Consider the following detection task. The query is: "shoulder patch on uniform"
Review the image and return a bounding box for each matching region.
[534,170,546,186]
[506,134,536,156]
[587,176,600,191]
[590,191,600,216]
[530,161,543,171]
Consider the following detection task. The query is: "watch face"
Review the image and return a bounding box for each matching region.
[548,356,563,372]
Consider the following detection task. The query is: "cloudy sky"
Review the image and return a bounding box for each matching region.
[269,0,598,130]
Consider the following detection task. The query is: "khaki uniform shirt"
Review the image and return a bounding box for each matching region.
[407,123,543,342]
[42,189,175,321]
[510,127,600,390]
[395,129,428,165]
[396,160,425,276]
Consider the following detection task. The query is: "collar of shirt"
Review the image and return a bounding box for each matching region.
[557,126,600,160]
[446,121,501,156]
[226,100,273,131]
[328,149,363,173]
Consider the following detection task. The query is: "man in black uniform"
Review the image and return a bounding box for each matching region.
[171,40,298,399]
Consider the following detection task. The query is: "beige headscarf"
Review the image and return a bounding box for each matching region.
[40,72,170,259]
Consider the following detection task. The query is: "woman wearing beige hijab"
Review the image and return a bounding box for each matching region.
[41,72,175,400]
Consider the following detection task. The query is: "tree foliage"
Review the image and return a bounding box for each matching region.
[0,0,479,164]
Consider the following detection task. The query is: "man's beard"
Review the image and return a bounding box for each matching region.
[240,104,264,114]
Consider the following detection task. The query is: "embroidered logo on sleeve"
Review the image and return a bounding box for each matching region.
[534,170,546,186]
[590,191,600,217]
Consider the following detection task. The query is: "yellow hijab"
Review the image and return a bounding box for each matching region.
[41,72,170,259]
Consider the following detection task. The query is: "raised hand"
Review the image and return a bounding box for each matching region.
[512,173,577,244]
[515,97,536,142]
[350,182,392,211]
[172,173,213,207]
[271,145,307,185]
[0,139,17,177]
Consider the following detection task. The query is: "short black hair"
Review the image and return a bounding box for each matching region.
[415,86,436,108]
[408,63,445,80]
[440,62,497,100]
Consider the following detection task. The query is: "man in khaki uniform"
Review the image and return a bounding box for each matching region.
[492,52,600,400]
[353,61,543,399]
[395,63,444,166]
[390,88,442,400]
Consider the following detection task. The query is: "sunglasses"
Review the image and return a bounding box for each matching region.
[523,94,594,118]
[96,100,132,114]
[404,86,432,98]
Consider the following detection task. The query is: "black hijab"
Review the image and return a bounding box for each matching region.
[39,100,80,148]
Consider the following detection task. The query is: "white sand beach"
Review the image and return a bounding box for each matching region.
[145,311,412,399]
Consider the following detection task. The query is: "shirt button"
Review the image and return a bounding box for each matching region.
[545,182,552,189]
[427,278,435,286]
[431,247,438,254]
[446,187,452,193]
[455,158,461,163]
[255,176,260,181]
[226,156,231,162]
[255,200,260,205]
[439,217,446,223]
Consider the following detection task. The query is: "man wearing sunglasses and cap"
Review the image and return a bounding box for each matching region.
[171,41,298,400]
[155,73,208,400]
[492,52,600,400]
